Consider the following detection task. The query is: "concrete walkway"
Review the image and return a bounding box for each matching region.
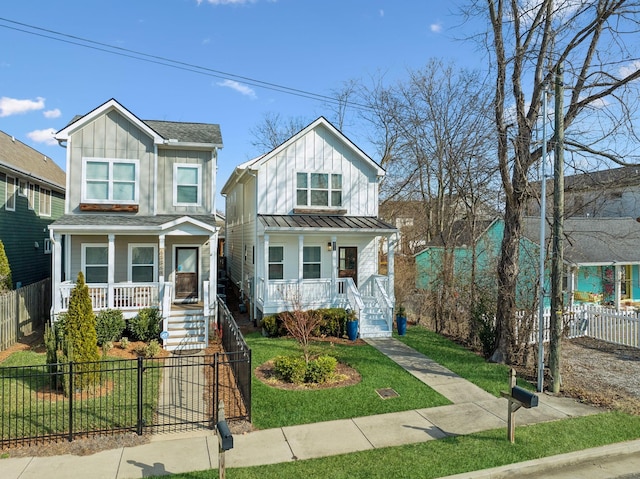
[1,338,636,479]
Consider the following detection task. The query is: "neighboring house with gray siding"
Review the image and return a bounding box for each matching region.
[0,130,65,288]
[49,99,222,351]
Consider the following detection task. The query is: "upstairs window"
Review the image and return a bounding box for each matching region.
[39,188,51,217]
[83,158,138,203]
[174,164,201,206]
[296,173,342,207]
[268,246,284,280]
[302,246,321,279]
[28,183,37,210]
[82,244,108,283]
[5,176,16,211]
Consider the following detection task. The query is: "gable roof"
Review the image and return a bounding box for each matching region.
[55,98,222,147]
[522,216,640,265]
[221,116,382,194]
[0,130,66,191]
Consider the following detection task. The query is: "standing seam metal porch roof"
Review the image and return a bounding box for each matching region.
[50,214,217,230]
[259,214,396,232]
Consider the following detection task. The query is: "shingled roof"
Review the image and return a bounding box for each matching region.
[522,216,640,265]
[0,130,65,190]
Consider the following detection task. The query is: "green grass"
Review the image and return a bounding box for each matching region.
[1,351,161,440]
[151,411,640,478]
[396,326,533,395]
[247,332,450,429]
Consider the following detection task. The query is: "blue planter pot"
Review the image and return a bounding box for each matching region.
[396,316,407,336]
[346,320,358,341]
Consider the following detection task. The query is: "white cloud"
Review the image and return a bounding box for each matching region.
[205,0,257,4]
[27,128,57,146]
[430,23,442,33]
[619,60,640,79]
[379,9,384,17]
[43,108,61,119]
[0,96,45,117]
[217,79,256,98]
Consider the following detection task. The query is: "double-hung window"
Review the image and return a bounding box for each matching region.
[129,244,157,282]
[5,176,16,211]
[296,173,342,207]
[303,246,321,279]
[39,188,51,217]
[268,246,284,280]
[174,164,201,206]
[82,244,108,283]
[28,183,37,210]
[83,158,138,204]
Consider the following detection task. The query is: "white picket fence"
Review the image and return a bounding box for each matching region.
[521,304,640,349]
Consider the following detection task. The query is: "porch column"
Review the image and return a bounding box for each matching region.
[388,233,397,302]
[264,234,270,305]
[51,232,62,319]
[209,232,216,299]
[108,234,115,309]
[158,235,166,307]
[331,235,337,302]
[298,235,304,285]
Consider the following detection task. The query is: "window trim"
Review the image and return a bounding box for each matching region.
[82,157,140,204]
[39,188,51,217]
[81,243,109,284]
[44,238,52,254]
[28,183,37,211]
[5,175,16,211]
[296,172,343,208]
[302,245,322,279]
[128,243,158,283]
[268,245,284,280]
[173,163,202,207]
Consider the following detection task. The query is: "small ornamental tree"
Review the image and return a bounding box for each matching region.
[279,290,324,364]
[65,272,100,389]
[0,240,12,291]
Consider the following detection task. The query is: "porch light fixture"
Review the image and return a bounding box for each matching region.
[327,242,332,251]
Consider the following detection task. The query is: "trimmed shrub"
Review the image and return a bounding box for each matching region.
[305,355,338,383]
[314,308,348,337]
[0,239,12,291]
[273,355,307,384]
[261,314,287,337]
[96,309,126,345]
[127,307,162,342]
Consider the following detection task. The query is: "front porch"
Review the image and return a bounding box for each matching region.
[55,280,215,351]
[256,275,394,338]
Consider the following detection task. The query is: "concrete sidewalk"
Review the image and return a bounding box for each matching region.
[1,338,634,479]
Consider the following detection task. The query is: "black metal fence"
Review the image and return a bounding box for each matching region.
[1,349,251,449]
[217,295,251,423]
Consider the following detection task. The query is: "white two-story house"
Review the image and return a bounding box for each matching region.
[49,99,222,351]
[221,117,397,338]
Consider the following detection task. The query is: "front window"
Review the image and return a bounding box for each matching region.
[28,183,37,210]
[39,188,51,217]
[268,246,284,280]
[129,244,157,282]
[303,246,321,279]
[83,158,138,203]
[5,176,16,211]
[174,164,201,206]
[296,172,342,207]
[83,244,108,283]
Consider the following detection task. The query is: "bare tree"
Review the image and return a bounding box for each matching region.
[471,0,640,364]
[249,112,310,154]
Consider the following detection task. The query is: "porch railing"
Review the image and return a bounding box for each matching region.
[261,278,334,306]
[59,282,159,312]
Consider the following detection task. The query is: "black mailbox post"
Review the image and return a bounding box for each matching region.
[216,401,234,479]
[500,369,539,443]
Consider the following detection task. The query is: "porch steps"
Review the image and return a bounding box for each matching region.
[164,310,208,352]
[359,297,392,339]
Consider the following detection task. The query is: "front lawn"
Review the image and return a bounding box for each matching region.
[247,333,450,429]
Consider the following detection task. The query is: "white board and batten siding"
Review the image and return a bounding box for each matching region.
[257,124,379,216]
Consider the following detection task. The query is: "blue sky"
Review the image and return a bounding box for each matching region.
[0,0,477,208]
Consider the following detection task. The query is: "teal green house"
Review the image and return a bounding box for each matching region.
[0,131,65,288]
[416,216,640,311]
[414,218,540,309]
